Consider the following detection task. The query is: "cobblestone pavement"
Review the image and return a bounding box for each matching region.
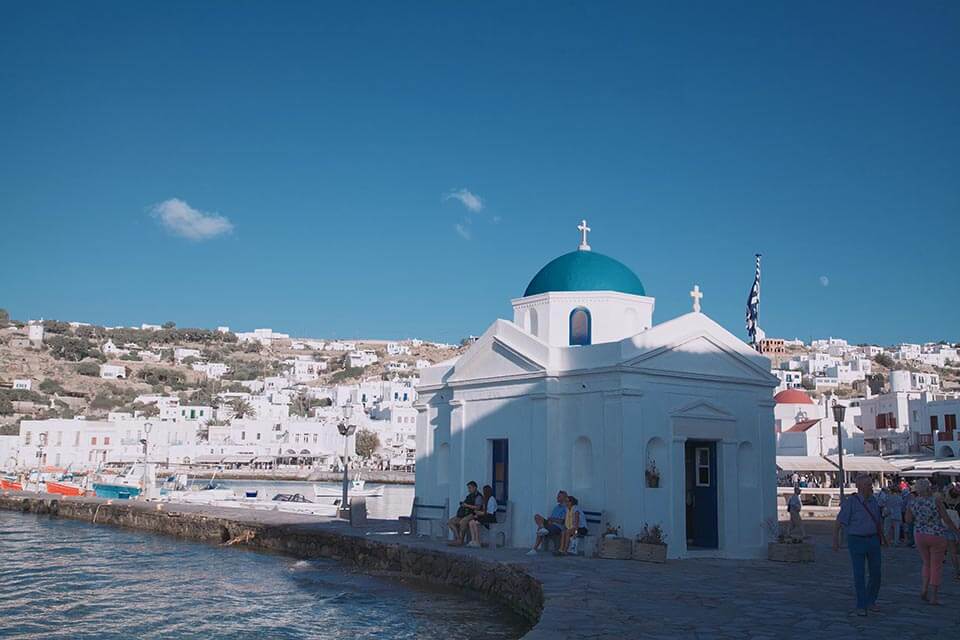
[386,521,960,640]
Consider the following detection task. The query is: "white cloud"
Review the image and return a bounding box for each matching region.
[454,223,472,240]
[819,275,830,287]
[444,188,484,213]
[150,198,234,241]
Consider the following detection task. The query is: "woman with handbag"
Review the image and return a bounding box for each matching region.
[905,479,960,605]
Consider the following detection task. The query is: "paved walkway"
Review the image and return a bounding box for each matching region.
[7,494,959,639]
[377,521,959,640]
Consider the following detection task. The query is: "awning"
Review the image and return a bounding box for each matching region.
[252,456,275,463]
[222,455,255,464]
[825,455,897,473]
[776,456,837,472]
[195,455,223,464]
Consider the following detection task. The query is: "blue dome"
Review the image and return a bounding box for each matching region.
[524,250,646,297]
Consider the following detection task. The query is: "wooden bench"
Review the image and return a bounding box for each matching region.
[398,496,449,538]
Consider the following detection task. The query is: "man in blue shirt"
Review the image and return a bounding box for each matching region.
[833,475,887,616]
[528,490,568,555]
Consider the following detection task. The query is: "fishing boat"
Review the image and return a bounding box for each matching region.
[92,465,145,500]
[313,479,384,498]
[1,476,23,491]
[45,480,85,497]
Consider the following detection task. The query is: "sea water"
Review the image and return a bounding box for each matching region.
[0,511,527,639]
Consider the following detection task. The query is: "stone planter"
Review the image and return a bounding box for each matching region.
[631,541,667,563]
[598,536,632,560]
[767,542,814,563]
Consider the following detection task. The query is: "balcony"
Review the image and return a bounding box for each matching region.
[937,431,955,442]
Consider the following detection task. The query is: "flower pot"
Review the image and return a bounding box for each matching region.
[598,536,632,560]
[767,542,814,563]
[631,541,667,563]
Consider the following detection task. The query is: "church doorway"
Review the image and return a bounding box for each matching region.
[491,439,509,504]
[685,440,718,549]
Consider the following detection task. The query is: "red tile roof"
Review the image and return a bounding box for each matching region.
[786,419,822,433]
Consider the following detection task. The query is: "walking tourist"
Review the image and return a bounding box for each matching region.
[941,483,960,580]
[787,486,805,539]
[882,486,903,546]
[447,481,483,546]
[833,475,885,617]
[466,485,498,548]
[556,495,587,556]
[905,479,960,605]
[528,490,568,555]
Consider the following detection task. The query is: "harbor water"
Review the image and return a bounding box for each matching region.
[0,511,528,640]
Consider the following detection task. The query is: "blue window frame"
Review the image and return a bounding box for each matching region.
[569,307,592,346]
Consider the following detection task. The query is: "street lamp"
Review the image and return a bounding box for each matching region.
[832,400,847,501]
[140,422,152,495]
[337,405,357,517]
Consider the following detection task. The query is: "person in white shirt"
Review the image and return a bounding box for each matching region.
[467,485,499,548]
[787,486,805,539]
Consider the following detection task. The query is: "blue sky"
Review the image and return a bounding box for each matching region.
[1,2,957,345]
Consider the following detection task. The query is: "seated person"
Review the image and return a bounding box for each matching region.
[557,495,587,556]
[467,485,499,548]
[447,481,483,545]
[528,490,568,555]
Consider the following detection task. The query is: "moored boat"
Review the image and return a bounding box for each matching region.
[92,483,142,500]
[1,476,23,491]
[45,480,85,497]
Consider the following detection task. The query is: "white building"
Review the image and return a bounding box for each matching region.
[415,222,778,559]
[191,362,230,379]
[772,370,803,393]
[99,364,127,380]
[347,350,378,368]
[12,379,32,391]
[415,359,432,370]
[386,361,409,372]
[773,390,864,456]
[173,347,201,364]
[27,321,44,345]
[387,342,411,356]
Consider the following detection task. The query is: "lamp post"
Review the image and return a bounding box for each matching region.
[832,400,847,502]
[337,405,357,517]
[140,422,152,496]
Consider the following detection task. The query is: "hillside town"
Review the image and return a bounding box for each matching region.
[0,311,464,476]
[2,308,958,481]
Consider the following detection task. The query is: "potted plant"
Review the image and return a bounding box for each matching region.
[764,518,814,563]
[632,522,668,563]
[598,522,632,559]
[645,460,660,488]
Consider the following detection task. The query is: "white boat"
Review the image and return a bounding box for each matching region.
[313,479,384,498]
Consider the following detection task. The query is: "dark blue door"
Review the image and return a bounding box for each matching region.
[685,440,718,549]
[491,439,509,505]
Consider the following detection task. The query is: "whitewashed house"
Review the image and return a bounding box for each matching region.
[173,347,201,364]
[12,379,32,391]
[347,350,378,368]
[99,364,126,379]
[415,222,778,559]
[387,342,411,356]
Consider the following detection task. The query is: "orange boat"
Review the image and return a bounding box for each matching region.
[0,478,23,491]
[45,480,84,497]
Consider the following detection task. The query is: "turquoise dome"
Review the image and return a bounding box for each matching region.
[524,250,646,297]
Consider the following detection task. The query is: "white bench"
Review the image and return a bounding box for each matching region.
[398,497,449,539]
[578,508,606,557]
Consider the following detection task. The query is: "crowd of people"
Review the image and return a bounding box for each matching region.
[833,475,960,616]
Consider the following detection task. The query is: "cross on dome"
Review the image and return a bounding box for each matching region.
[690,284,703,313]
[577,219,591,251]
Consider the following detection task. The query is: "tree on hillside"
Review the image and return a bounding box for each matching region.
[874,353,895,369]
[0,396,13,415]
[77,361,100,377]
[289,392,312,418]
[355,428,380,460]
[229,398,256,419]
[131,401,160,418]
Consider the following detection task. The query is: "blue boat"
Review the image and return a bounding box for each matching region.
[92,483,142,500]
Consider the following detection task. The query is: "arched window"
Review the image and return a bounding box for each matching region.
[569,307,591,346]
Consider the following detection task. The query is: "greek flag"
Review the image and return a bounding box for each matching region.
[745,254,761,346]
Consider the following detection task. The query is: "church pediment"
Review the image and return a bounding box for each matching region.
[671,399,735,421]
[447,336,544,383]
[624,334,773,384]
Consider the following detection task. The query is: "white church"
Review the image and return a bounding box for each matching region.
[415,222,779,559]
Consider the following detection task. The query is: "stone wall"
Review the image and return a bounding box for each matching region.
[0,494,541,628]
